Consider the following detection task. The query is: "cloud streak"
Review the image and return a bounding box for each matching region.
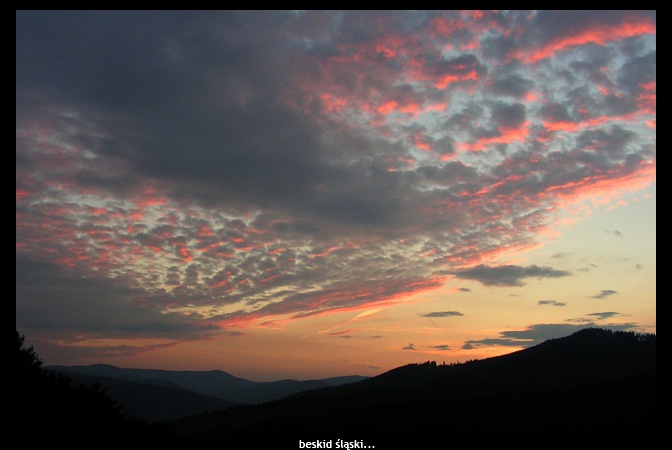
[587,312,620,320]
[430,345,451,351]
[419,311,464,318]
[452,265,572,287]
[592,290,618,299]
[538,300,566,307]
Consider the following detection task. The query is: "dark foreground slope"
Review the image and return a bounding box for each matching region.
[170,328,656,443]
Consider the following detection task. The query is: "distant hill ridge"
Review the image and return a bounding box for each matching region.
[39,369,237,421]
[45,363,369,419]
[46,364,257,397]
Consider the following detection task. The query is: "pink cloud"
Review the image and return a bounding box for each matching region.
[511,16,656,64]
[459,122,530,152]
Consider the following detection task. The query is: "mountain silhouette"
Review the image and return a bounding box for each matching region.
[40,369,236,421]
[168,328,655,443]
[45,364,368,413]
[46,364,257,397]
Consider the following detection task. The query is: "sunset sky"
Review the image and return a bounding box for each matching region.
[16,10,655,381]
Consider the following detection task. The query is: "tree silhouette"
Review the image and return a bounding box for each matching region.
[13,330,185,444]
[15,330,42,371]
[14,330,128,441]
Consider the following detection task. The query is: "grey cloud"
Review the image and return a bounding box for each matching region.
[481,32,519,61]
[600,92,641,117]
[402,343,416,350]
[136,101,327,209]
[489,74,535,98]
[592,290,617,299]
[17,11,265,116]
[576,126,636,158]
[426,53,488,81]
[499,324,592,343]
[222,330,244,337]
[566,317,595,324]
[606,229,624,238]
[419,311,464,318]
[502,323,638,342]
[618,51,656,93]
[18,11,416,232]
[538,300,566,307]
[464,338,524,348]
[491,102,527,129]
[416,161,478,187]
[432,136,458,159]
[539,102,573,123]
[587,312,620,320]
[334,10,415,44]
[453,264,572,287]
[446,104,485,134]
[569,52,618,82]
[16,256,217,341]
[430,345,450,351]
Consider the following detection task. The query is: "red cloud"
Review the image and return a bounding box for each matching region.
[637,81,656,116]
[544,159,656,204]
[543,113,637,133]
[459,122,530,152]
[16,188,30,201]
[512,16,656,64]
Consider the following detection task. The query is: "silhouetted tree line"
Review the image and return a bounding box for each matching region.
[13,331,183,445]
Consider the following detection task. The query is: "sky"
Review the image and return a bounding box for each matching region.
[16,10,655,381]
